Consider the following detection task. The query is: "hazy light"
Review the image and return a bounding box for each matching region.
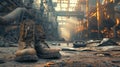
[59,17,84,41]
[60,28,70,41]
[52,0,57,2]
[33,0,40,9]
[70,0,78,3]
[55,0,78,11]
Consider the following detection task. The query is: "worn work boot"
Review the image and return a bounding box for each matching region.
[35,41,61,59]
[15,41,38,62]
[35,25,61,59]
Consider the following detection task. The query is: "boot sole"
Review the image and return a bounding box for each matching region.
[37,52,61,59]
[15,55,38,62]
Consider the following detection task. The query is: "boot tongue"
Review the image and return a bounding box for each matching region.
[24,44,34,49]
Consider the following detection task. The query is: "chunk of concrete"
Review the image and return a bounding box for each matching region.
[98,38,118,46]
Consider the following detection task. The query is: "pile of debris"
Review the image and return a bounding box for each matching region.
[98,38,119,46]
[87,38,119,47]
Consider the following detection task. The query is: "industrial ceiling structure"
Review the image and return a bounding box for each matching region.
[0,0,120,41]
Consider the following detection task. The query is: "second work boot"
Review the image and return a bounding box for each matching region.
[35,25,61,59]
[35,42,61,59]
[15,20,38,62]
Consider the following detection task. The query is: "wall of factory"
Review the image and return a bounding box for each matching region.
[76,0,116,39]
[86,0,120,39]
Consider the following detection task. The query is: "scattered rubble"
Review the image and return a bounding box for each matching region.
[0,46,120,67]
[62,48,77,51]
[94,52,111,57]
[44,60,120,67]
[98,38,119,46]
[86,38,119,47]
[86,40,101,44]
[52,43,57,45]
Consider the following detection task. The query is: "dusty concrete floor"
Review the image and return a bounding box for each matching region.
[0,43,120,67]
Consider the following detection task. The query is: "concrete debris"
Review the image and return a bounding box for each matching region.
[52,43,57,45]
[98,38,119,46]
[106,46,120,51]
[87,40,101,44]
[61,45,120,52]
[87,38,119,47]
[62,48,77,51]
[95,52,111,57]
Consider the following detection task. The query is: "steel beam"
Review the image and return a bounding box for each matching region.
[56,11,84,17]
